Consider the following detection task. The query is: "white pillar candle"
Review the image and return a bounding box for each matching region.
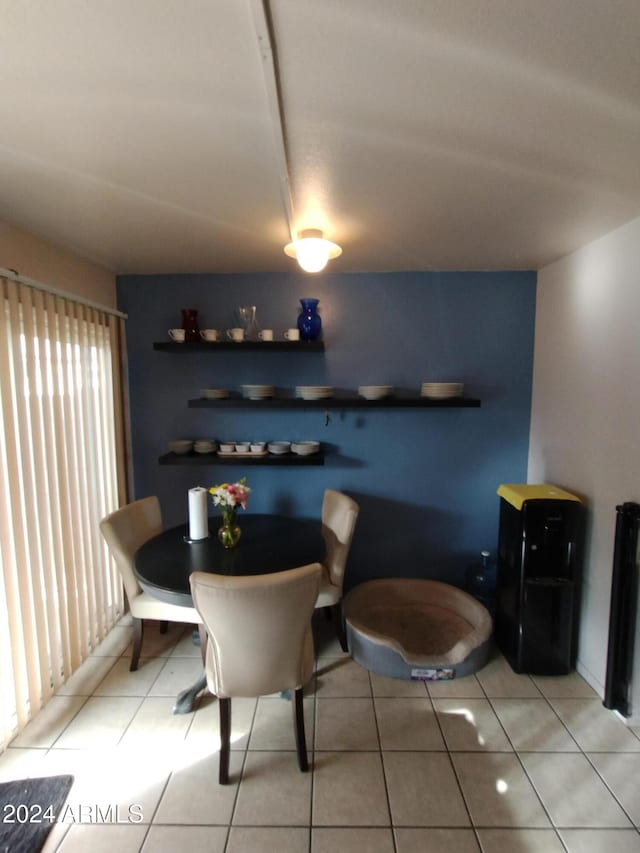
[188,487,209,540]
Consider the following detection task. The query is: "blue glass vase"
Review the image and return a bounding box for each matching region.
[297,298,322,341]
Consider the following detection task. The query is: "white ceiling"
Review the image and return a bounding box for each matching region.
[1,0,639,274]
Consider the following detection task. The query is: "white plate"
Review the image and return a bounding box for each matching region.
[268,441,291,455]
[358,385,393,400]
[200,388,229,399]
[291,441,320,455]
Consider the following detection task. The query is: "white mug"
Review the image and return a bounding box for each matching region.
[258,329,274,341]
[168,328,185,342]
[226,328,245,342]
[200,329,218,342]
[284,328,300,341]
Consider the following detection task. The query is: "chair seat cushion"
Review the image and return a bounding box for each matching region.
[130,591,201,624]
[315,567,341,608]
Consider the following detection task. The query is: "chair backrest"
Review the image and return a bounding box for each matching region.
[190,563,322,698]
[99,496,163,605]
[321,489,360,589]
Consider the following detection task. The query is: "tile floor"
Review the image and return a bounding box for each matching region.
[2,615,640,853]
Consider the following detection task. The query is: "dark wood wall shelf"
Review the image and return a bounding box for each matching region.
[159,451,325,466]
[154,341,325,352]
[188,395,481,409]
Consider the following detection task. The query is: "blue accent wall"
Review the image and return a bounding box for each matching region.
[117,270,536,590]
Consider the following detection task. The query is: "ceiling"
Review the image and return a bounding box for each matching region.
[1,0,639,274]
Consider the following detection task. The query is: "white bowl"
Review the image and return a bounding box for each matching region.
[358,385,393,400]
[235,442,250,452]
[268,441,291,455]
[200,388,229,399]
[421,381,464,399]
[291,441,320,455]
[219,442,235,453]
[250,442,266,453]
[169,440,193,454]
[241,384,274,399]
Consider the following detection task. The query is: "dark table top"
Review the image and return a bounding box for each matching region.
[134,513,325,607]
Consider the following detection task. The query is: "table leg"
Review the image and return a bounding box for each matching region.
[173,671,207,714]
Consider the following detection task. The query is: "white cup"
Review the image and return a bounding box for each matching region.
[284,328,300,341]
[168,328,185,342]
[200,329,218,342]
[258,329,274,341]
[226,328,245,342]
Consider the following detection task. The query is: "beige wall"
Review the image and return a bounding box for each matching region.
[0,219,116,307]
[528,214,640,721]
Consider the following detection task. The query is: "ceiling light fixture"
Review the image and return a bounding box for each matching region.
[284,229,342,273]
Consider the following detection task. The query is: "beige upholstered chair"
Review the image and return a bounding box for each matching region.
[190,562,322,784]
[100,496,200,671]
[317,489,360,650]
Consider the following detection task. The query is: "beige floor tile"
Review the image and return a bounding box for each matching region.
[427,675,485,699]
[549,699,640,752]
[11,695,88,748]
[0,746,49,781]
[476,828,565,852]
[588,752,640,825]
[395,827,480,852]
[475,656,541,699]
[135,621,185,657]
[520,752,632,827]
[315,658,372,697]
[53,696,143,749]
[228,826,309,853]
[142,825,227,853]
[531,672,598,699]
[153,751,241,824]
[93,657,165,697]
[56,656,120,697]
[434,699,512,752]
[451,752,550,827]
[55,823,148,853]
[313,827,395,852]
[117,696,192,752]
[249,696,314,751]
[315,697,379,750]
[370,672,429,697]
[233,751,312,826]
[43,745,171,826]
[375,697,445,751]
[146,656,206,698]
[313,752,390,826]
[169,627,203,657]
[559,828,640,852]
[185,695,257,753]
[384,752,470,827]
[491,698,579,752]
[91,625,135,658]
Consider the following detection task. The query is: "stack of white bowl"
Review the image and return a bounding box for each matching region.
[358,385,393,400]
[291,441,320,455]
[295,385,333,400]
[200,388,229,399]
[421,382,464,399]
[241,384,274,400]
[194,439,217,454]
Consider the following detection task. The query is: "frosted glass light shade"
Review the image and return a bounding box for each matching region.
[284,229,342,273]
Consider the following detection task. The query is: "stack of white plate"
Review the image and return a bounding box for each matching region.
[291,441,320,455]
[200,388,229,399]
[295,385,333,400]
[358,385,393,400]
[194,439,217,454]
[241,384,274,400]
[421,382,464,399]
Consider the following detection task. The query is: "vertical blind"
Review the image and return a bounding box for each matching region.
[0,275,128,749]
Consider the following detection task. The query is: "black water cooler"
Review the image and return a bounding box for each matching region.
[495,484,582,675]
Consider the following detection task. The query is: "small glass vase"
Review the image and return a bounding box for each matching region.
[218,517,241,549]
[297,298,322,341]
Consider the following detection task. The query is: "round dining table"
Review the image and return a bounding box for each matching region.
[134,513,325,712]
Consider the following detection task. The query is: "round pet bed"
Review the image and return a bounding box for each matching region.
[343,578,492,680]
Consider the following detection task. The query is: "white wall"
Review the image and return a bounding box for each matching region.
[528,214,640,721]
[0,219,115,307]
